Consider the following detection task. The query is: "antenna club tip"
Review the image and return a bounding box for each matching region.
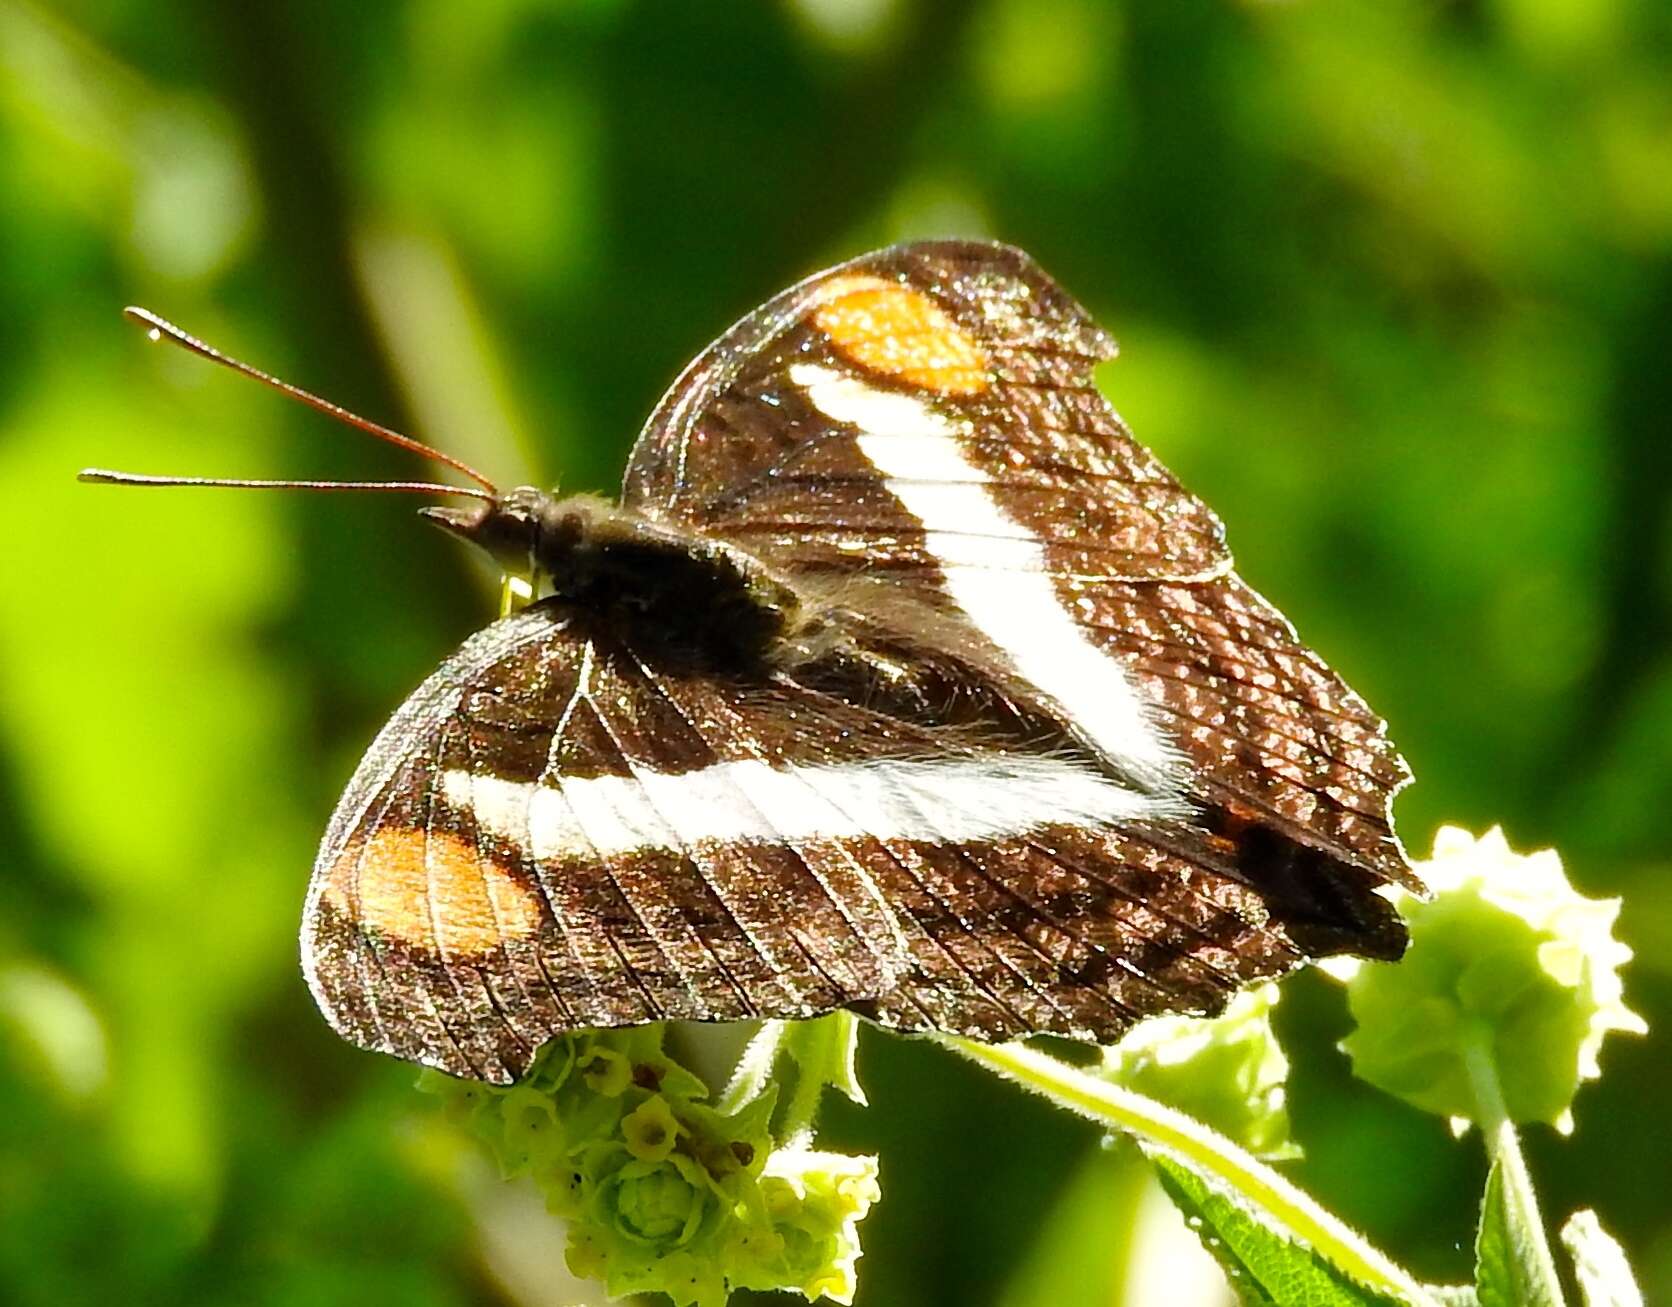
[77,468,111,483]
[123,307,167,343]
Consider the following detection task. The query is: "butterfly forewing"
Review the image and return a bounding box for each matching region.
[622,239,1412,885]
[1072,574,1414,889]
[623,241,1233,583]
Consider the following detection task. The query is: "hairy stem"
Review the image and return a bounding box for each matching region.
[1462,1024,1567,1306]
[946,1037,1437,1306]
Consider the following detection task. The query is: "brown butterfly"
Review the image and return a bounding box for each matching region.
[87,241,1415,1083]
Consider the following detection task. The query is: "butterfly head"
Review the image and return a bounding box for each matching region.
[420,486,577,587]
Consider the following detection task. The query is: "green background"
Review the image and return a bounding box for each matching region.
[2,1,1668,1303]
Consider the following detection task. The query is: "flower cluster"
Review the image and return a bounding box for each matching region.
[420,1026,878,1306]
[1100,982,1298,1160]
[1339,825,1645,1131]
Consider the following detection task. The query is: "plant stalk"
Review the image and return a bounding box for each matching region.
[946,1036,1438,1307]
[1462,1024,1568,1306]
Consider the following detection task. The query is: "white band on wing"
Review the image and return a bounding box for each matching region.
[789,363,1182,792]
[442,754,1178,860]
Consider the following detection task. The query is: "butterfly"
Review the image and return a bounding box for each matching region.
[89,241,1416,1084]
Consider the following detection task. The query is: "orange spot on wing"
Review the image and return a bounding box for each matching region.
[811,276,990,395]
[323,827,542,956]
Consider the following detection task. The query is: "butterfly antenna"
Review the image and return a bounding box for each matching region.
[113,306,499,493]
[76,469,496,499]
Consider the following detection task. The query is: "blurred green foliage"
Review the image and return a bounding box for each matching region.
[2,0,1668,1303]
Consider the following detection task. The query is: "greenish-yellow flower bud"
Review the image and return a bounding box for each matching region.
[611,1159,704,1243]
[623,1093,682,1163]
[498,1085,564,1177]
[1100,983,1297,1160]
[582,1047,633,1097]
[739,1149,880,1305]
[1339,826,1645,1131]
[423,1023,879,1306]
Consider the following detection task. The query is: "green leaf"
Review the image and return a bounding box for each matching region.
[717,1014,866,1140]
[717,1021,788,1113]
[1559,1211,1643,1307]
[719,1082,780,1154]
[1475,1160,1563,1307]
[770,1012,867,1141]
[781,1011,867,1107]
[1152,1154,1403,1306]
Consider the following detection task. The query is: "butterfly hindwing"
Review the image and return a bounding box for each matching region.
[305,603,921,1081]
[305,592,1405,1083]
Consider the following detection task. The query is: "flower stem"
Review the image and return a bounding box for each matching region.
[1462,1024,1567,1306]
[945,1037,1438,1307]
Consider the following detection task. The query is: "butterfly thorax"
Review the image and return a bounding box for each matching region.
[424,487,816,672]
